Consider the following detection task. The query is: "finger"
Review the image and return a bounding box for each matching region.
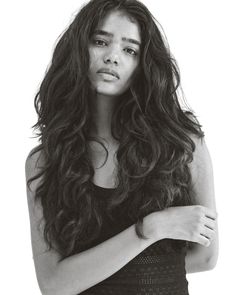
[204,208,218,220]
[201,226,216,241]
[204,218,217,231]
[198,234,211,247]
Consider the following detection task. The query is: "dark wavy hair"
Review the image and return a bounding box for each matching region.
[27,0,204,262]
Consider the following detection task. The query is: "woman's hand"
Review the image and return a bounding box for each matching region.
[150,205,218,247]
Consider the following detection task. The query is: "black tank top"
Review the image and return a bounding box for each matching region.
[79,183,189,295]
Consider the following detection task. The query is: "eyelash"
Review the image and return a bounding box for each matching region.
[92,39,138,56]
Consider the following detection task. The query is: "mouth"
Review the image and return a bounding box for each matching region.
[97,68,120,79]
[97,73,119,82]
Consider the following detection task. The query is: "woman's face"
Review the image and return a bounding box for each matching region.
[88,10,141,97]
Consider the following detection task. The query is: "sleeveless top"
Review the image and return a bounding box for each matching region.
[79,183,189,295]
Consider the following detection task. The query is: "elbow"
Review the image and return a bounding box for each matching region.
[40,286,60,295]
[38,282,55,295]
[185,248,219,273]
[186,258,217,274]
[40,283,65,295]
[205,254,218,271]
[198,251,218,272]
[39,270,83,295]
[37,275,60,295]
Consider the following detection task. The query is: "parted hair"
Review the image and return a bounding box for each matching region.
[27,0,204,261]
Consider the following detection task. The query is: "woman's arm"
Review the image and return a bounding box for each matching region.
[185,135,219,273]
[25,150,158,295]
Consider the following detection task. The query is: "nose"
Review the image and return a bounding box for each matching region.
[103,50,119,65]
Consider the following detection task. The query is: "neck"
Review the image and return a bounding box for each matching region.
[89,93,119,140]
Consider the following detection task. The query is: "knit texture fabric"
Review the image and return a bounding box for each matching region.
[78,183,189,295]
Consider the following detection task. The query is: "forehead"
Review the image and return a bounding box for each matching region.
[95,10,141,43]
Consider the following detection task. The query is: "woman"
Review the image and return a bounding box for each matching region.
[25,0,218,294]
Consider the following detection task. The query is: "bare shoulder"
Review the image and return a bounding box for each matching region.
[188,134,213,179]
[25,146,44,178]
[25,146,45,192]
[188,133,216,208]
[25,146,48,257]
[184,112,209,160]
[25,146,46,240]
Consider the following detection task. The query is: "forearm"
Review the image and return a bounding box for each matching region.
[45,215,156,295]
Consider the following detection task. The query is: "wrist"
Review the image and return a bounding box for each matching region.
[143,211,165,243]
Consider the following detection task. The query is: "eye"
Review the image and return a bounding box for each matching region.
[93,39,107,46]
[125,48,138,56]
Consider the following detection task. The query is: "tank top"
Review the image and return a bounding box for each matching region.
[79,183,189,295]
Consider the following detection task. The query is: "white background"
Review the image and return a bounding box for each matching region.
[1,0,235,294]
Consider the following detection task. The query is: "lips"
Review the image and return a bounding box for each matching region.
[97,68,120,79]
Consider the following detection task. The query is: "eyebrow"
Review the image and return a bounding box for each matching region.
[93,29,141,46]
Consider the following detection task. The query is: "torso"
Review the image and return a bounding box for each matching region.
[88,139,119,188]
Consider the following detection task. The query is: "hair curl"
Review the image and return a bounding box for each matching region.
[27,0,204,262]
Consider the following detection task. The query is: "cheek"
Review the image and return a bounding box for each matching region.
[125,63,139,83]
[89,48,100,68]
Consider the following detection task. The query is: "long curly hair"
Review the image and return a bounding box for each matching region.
[27,0,204,262]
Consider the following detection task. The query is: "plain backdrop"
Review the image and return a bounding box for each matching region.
[1,0,235,294]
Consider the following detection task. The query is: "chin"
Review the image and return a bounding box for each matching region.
[96,91,121,97]
[95,85,124,97]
